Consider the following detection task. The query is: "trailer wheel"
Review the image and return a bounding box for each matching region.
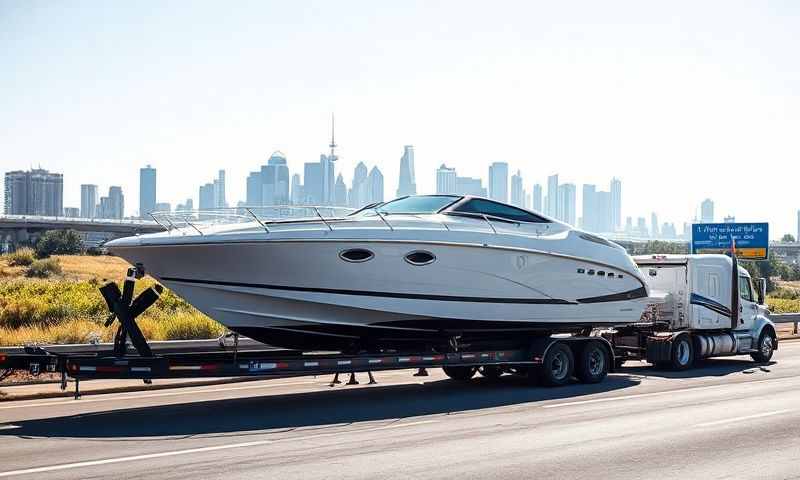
[751,331,775,363]
[670,334,694,370]
[576,341,609,384]
[442,366,477,381]
[479,365,503,379]
[538,343,574,386]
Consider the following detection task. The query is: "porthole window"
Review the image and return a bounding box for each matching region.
[405,250,436,266]
[339,248,374,263]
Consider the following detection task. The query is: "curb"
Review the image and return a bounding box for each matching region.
[0,376,268,402]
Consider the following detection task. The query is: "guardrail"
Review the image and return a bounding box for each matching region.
[770,313,800,335]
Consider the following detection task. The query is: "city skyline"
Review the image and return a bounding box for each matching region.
[2,2,799,235]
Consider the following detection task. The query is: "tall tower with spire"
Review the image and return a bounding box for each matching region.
[396,145,416,197]
[320,113,338,205]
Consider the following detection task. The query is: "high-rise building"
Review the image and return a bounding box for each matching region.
[532,184,543,213]
[625,217,633,234]
[610,177,621,231]
[290,174,302,205]
[368,166,384,203]
[396,145,416,197]
[176,199,193,211]
[557,183,576,226]
[199,183,215,210]
[455,176,486,197]
[334,174,347,207]
[139,165,156,218]
[723,215,735,223]
[797,210,800,242]
[213,170,227,208]
[349,162,369,208]
[436,164,457,195]
[595,191,612,233]
[80,184,98,219]
[303,162,322,205]
[700,198,714,223]
[546,174,559,218]
[98,186,124,219]
[261,152,289,206]
[651,212,659,237]
[3,168,63,216]
[488,162,509,203]
[510,170,524,207]
[636,217,648,237]
[246,171,262,206]
[581,184,597,231]
[154,202,171,213]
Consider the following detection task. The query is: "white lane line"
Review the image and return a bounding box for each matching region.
[543,376,799,409]
[0,380,314,410]
[0,419,439,477]
[695,409,792,428]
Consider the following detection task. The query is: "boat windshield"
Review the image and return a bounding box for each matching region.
[375,196,460,214]
[448,198,550,223]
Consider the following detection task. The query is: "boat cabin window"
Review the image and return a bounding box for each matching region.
[376,196,459,214]
[449,198,550,223]
[738,275,753,302]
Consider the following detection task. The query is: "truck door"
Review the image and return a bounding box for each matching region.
[736,275,757,332]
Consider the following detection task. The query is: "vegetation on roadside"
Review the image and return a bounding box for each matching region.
[0,254,225,346]
[6,247,36,267]
[34,229,83,258]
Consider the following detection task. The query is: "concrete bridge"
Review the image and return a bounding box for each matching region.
[0,215,163,251]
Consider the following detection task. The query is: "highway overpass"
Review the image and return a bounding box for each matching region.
[0,215,163,250]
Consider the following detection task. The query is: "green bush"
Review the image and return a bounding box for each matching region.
[6,247,36,266]
[35,230,83,258]
[25,258,63,278]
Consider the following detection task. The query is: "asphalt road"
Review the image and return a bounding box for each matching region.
[1,342,799,480]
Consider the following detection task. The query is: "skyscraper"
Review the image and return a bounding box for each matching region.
[139,165,156,218]
[214,170,227,208]
[98,186,124,219]
[700,198,714,223]
[198,183,215,211]
[334,174,347,207]
[455,176,486,197]
[557,183,576,226]
[349,162,369,208]
[261,152,289,206]
[368,166,384,203]
[532,184,543,213]
[488,162,508,202]
[246,171,262,206]
[4,168,63,216]
[546,174,559,218]
[510,170,524,207]
[436,164,457,195]
[80,184,98,219]
[651,212,659,237]
[581,184,597,231]
[596,191,612,233]
[303,162,322,205]
[610,177,621,231]
[290,174,303,205]
[396,145,416,197]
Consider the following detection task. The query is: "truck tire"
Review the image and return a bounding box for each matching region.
[538,343,574,386]
[670,334,694,370]
[442,366,477,381]
[751,331,775,363]
[479,365,503,379]
[576,341,609,384]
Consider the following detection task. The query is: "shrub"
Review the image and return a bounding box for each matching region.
[25,258,63,278]
[35,230,83,258]
[6,247,36,266]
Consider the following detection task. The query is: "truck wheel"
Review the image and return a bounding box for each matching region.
[670,335,694,370]
[576,341,609,384]
[751,331,775,363]
[479,365,503,379]
[442,366,477,381]
[538,343,574,386]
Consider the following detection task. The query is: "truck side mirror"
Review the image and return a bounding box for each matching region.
[756,278,767,305]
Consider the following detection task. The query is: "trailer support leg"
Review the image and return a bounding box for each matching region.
[414,367,429,377]
[347,372,359,385]
[60,366,67,391]
[330,372,341,386]
[367,371,377,385]
[74,377,81,400]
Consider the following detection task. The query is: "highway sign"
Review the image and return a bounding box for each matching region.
[691,223,769,260]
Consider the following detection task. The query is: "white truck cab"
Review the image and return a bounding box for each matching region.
[607,254,777,370]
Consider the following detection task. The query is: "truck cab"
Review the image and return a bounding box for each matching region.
[608,254,777,370]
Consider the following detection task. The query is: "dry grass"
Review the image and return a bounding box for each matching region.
[53,254,133,282]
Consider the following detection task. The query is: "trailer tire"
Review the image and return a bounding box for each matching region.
[576,341,609,384]
[442,366,477,381]
[538,343,574,386]
[670,334,694,371]
[751,330,775,363]
[479,365,503,380]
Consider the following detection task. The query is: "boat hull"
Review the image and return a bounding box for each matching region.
[111,239,649,351]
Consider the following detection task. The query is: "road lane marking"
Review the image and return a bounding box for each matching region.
[695,409,792,428]
[543,376,800,409]
[0,419,438,477]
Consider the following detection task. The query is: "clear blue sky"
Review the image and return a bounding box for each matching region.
[2,1,799,236]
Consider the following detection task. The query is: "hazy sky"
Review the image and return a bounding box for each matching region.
[2,1,799,237]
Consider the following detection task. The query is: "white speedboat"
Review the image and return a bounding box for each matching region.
[106,195,651,352]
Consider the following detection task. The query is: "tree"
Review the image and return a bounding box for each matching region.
[781,234,796,243]
[35,230,83,258]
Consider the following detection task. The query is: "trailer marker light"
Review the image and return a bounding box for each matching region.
[461,354,476,359]
[0,354,6,363]
[398,357,411,362]
[79,366,97,372]
[368,359,382,364]
[304,361,319,367]
[337,360,352,365]
[171,365,203,371]
[130,367,151,372]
